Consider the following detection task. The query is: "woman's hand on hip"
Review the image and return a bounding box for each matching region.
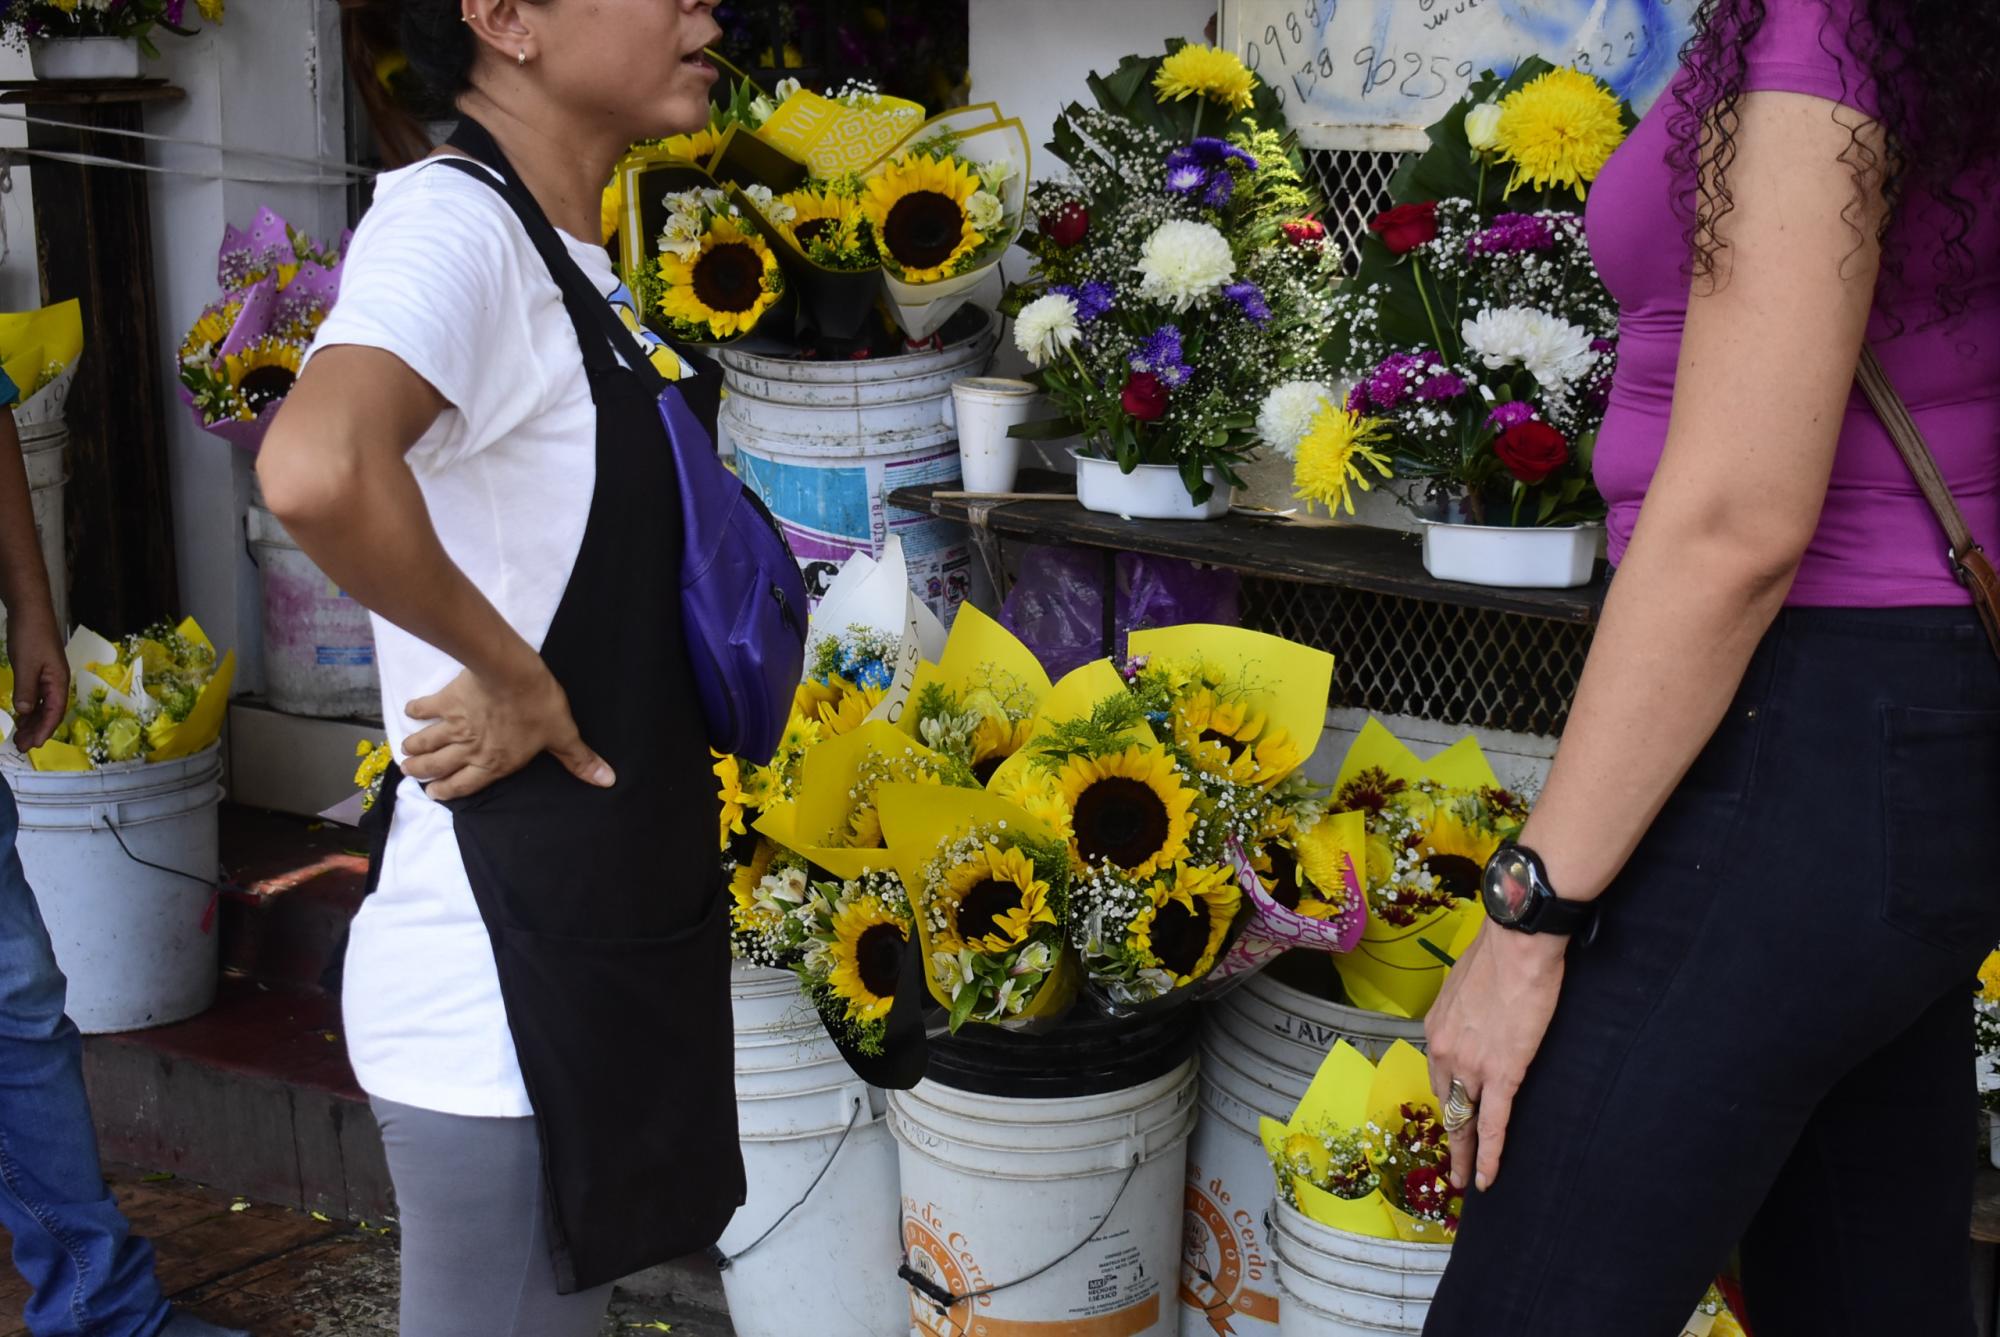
[401,661,616,800]
[1424,921,1567,1194]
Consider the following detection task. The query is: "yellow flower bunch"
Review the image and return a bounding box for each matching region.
[1292,403,1394,517]
[1492,66,1628,200]
[1153,43,1257,114]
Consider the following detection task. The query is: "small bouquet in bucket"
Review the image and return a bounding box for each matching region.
[178,207,346,454]
[0,300,84,427]
[899,602,1050,788]
[1006,40,1340,507]
[1,621,235,770]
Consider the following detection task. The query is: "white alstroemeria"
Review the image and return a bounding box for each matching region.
[774,77,803,103]
[1460,305,1596,392]
[1010,940,1054,977]
[977,158,1016,193]
[1257,380,1337,458]
[1135,219,1236,312]
[1013,292,1081,368]
[966,190,1005,233]
[743,183,797,225]
[748,95,777,125]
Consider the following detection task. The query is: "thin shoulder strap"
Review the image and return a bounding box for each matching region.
[1855,345,2000,661]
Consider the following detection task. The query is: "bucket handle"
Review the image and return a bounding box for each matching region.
[710,1093,865,1271]
[899,1154,1143,1320]
[94,804,224,892]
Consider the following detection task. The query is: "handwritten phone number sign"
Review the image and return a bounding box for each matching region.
[1217,0,1696,150]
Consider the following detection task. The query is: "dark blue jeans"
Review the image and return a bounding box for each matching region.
[1426,607,2000,1337]
[0,784,170,1337]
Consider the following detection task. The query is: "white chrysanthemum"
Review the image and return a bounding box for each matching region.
[1014,293,1081,368]
[1134,219,1236,312]
[1257,380,1337,459]
[1461,306,1596,391]
[744,183,796,224]
[966,190,1005,232]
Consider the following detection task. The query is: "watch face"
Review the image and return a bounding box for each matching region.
[1482,847,1535,925]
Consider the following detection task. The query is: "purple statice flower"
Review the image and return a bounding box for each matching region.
[1467,213,1558,257]
[1487,401,1539,430]
[1414,372,1468,402]
[1130,325,1192,389]
[1223,281,1271,326]
[1053,281,1115,324]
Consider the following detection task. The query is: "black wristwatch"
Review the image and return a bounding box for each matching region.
[1480,843,1596,938]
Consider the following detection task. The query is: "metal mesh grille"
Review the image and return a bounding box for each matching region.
[1302,148,1406,271]
[1241,579,1594,738]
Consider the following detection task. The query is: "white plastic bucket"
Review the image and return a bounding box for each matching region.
[1418,521,1603,590]
[4,745,224,1033]
[947,376,1037,494]
[1271,1200,1448,1335]
[247,481,379,718]
[892,1059,1199,1337]
[719,966,906,1337]
[1180,968,1428,1337]
[20,418,69,636]
[1073,452,1233,521]
[719,316,997,624]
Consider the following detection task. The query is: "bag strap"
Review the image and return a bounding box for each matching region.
[1854,345,2000,662]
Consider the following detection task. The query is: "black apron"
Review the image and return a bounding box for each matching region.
[365,124,744,1294]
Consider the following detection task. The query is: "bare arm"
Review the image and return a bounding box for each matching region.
[1427,89,1888,1190]
[0,408,67,748]
[257,346,612,796]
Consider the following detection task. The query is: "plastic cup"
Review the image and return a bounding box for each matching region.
[948,377,1039,494]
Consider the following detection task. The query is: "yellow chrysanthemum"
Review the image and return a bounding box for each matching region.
[937,842,1057,954]
[828,896,908,1023]
[658,126,723,164]
[714,751,751,851]
[222,338,303,419]
[196,0,224,21]
[860,153,984,283]
[1493,66,1628,201]
[1153,43,1257,114]
[1293,403,1393,517]
[780,186,868,263]
[1980,951,2000,1003]
[990,767,1074,843]
[1263,816,1355,921]
[180,303,240,368]
[817,677,888,737]
[1280,1130,1331,1181]
[657,213,783,339]
[1414,807,1503,901]
[776,710,821,762]
[1129,862,1241,985]
[353,740,392,811]
[729,839,779,927]
[1054,744,1198,880]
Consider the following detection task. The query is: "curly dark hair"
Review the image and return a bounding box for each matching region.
[1669,0,2000,317]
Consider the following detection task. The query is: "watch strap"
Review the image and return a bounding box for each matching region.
[1521,890,1596,937]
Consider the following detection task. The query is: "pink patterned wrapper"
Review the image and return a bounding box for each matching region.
[1206,837,1370,985]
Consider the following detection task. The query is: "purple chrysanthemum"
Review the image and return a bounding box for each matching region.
[1223,281,1271,326]
[1487,401,1539,430]
[1203,172,1237,209]
[1166,165,1209,196]
[1414,373,1467,402]
[1053,281,1115,324]
[1130,325,1192,389]
[1163,137,1259,206]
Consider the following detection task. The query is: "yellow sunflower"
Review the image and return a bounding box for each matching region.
[1260,816,1355,920]
[860,154,984,283]
[1129,862,1241,985]
[222,338,304,418]
[936,842,1057,954]
[180,302,241,368]
[816,677,888,736]
[970,714,1032,784]
[729,838,780,928]
[1413,807,1503,902]
[1493,66,1628,200]
[1153,43,1257,114]
[599,174,624,245]
[658,125,723,164]
[828,896,908,1023]
[1294,403,1393,517]
[781,186,870,266]
[657,214,784,339]
[1054,744,1198,879]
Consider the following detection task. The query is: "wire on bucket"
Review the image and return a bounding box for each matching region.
[710,1093,866,1271]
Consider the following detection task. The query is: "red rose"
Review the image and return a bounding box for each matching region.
[1369,201,1439,255]
[1493,421,1571,484]
[1282,216,1328,247]
[1121,371,1170,422]
[1042,202,1090,249]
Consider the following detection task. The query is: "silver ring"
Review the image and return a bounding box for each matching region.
[1442,1078,1476,1131]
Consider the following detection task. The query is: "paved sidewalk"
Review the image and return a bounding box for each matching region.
[0,1169,734,1336]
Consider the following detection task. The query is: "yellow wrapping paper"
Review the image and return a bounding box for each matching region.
[876,781,1077,1020]
[22,619,233,771]
[1126,624,1335,771]
[898,602,1050,743]
[752,719,944,878]
[756,89,928,177]
[0,300,83,405]
[1366,1041,1454,1242]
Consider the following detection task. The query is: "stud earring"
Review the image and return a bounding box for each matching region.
[517,48,527,64]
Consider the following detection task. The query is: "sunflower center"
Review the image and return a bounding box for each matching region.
[1073,777,1170,870]
[239,366,296,413]
[856,922,903,998]
[971,755,1005,787]
[1425,854,1483,899]
[794,217,837,249]
[884,191,966,270]
[1200,727,1249,761]
[693,242,766,313]
[957,879,1023,943]
[1150,896,1211,978]
[1263,845,1303,911]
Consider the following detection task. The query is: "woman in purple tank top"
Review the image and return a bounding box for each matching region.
[1420,3,2000,1332]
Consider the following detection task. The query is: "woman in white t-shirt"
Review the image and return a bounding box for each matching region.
[257,0,737,1331]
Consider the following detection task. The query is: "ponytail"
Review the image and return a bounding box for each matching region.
[339,0,473,169]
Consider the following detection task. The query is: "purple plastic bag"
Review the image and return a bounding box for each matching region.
[999,545,1242,679]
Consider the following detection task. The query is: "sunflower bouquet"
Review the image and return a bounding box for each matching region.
[1299,59,1633,527]
[1328,719,1527,1020]
[178,208,345,453]
[646,182,789,344]
[793,867,914,1056]
[901,602,1049,787]
[1,620,234,770]
[1262,1039,1461,1243]
[1006,40,1340,505]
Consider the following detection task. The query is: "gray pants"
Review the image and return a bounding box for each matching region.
[371,1098,612,1337]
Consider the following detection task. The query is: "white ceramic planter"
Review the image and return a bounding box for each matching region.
[31,37,142,80]
[1072,451,1232,521]
[1418,520,1602,589]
